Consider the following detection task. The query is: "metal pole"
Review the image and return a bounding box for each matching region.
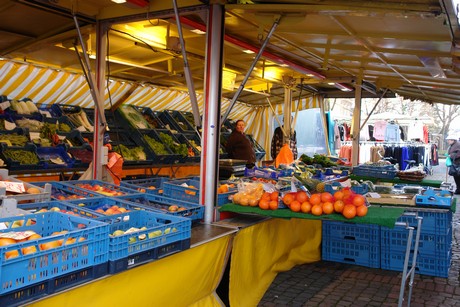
[221,15,281,125]
[351,75,362,166]
[172,0,201,127]
[201,4,225,223]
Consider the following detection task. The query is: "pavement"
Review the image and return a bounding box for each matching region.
[259,162,460,307]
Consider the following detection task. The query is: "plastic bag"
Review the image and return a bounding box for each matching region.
[275,143,294,168]
[446,156,452,167]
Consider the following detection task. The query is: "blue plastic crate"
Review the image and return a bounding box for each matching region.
[415,188,453,208]
[321,238,380,268]
[36,145,76,169]
[98,210,191,274]
[0,211,109,295]
[173,133,200,163]
[67,143,93,167]
[324,182,369,195]
[0,143,45,171]
[163,179,201,203]
[66,197,149,216]
[380,250,451,278]
[30,181,100,201]
[352,164,397,179]
[397,210,452,235]
[65,179,141,197]
[0,262,107,307]
[0,127,30,146]
[322,220,380,244]
[381,226,452,257]
[117,193,204,222]
[120,177,170,194]
[17,200,103,219]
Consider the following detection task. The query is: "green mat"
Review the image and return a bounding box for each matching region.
[219,204,405,228]
[349,175,442,188]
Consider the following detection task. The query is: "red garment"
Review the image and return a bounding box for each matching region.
[423,125,429,143]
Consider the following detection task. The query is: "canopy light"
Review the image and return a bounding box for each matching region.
[243,49,255,54]
[111,0,126,3]
[111,0,149,7]
[190,29,206,35]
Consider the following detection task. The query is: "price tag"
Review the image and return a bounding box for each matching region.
[29,132,40,140]
[367,192,381,198]
[39,110,52,118]
[0,181,25,193]
[77,126,86,132]
[0,230,37,240]
[4,121,16,130]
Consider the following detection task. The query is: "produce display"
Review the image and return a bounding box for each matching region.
[118,105,152,129]
[67,110,93,132]
[113,144,147,161]
[299,154,337,167]
[143,134,169,155]
[3,148,40,165]
[0,133,28,146]
[159,132,188,157]
[9,99,39,114]
[73,183,127,196]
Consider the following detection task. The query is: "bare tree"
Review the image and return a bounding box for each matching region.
[433,104,460,150]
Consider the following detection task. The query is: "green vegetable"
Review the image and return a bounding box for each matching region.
[159,132,187,157]
[113,144,147,161]
[144,135,169,155]
[3,149,39,165]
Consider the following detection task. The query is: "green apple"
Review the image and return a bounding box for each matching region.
[148,230,162,238]
[128,236,136,244]
[111,230,125,237]
[164,227,171,234]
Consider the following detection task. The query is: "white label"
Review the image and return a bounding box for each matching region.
[367,192,381,198]
[0,181,25,193]
[4,121,16,130]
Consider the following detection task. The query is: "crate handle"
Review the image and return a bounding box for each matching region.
[344,236,356,241]
[343,258,356,263]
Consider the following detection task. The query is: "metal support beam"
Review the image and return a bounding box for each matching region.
[200,4,225,223]
[92,21,109,180]
[351,76,362,166]
[360,88,388,131]
[172,0,201,128]
[283,76,294,143]
[221,15,281,125]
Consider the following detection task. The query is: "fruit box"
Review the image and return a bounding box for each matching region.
[163,178,201,202]
[66,197,150,216]
[120,176,170,195]
[366,193,416,206]
[36,145,77,169]
[17,200,103,219]
[0,211,109,295]
[0,169,50,203]
[117,193,204,222]
[415,188,452,208]
[0,143,45,171]
[65,179,141,197]
[30,181,92,201]
[99,210,191,274]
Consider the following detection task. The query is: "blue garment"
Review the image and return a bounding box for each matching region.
[385,123,401,142]
[401,146,409,170]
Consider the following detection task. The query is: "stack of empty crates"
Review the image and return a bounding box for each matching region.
[322,208,453,277]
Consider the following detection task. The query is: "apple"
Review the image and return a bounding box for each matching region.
[111,230,124,237]
[149,230,162,238]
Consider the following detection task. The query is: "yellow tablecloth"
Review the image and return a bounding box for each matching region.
[29,235,231,307]
[230,218,322,306]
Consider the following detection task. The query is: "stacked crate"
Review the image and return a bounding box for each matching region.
[380,209,452,277]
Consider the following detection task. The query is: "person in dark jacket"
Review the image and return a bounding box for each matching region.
[271,126,297,160]
[447,134,460,194]
[225,119,256,168]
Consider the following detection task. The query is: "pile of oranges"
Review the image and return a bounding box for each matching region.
[282,188,368,219]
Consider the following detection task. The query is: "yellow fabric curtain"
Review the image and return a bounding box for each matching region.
[229,218,322,306]
[28,235,232,307]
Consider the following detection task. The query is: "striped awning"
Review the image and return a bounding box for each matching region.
[0,60,322,156]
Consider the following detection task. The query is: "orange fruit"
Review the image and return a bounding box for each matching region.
[309,193,321,206]
[40,241,60,251]
[311,204,323,216]
[239,195,249,206]
[342,204,357,219]
[270,191,279,201]
[300,201,311,213]
[295,191,308,203]
[322,201,334,214]
[0,238,17,246]
[333,190,344,201]
[290,200,301,212]
[22,245,37,255]
[320,192,333,203]
[333,200,345,213]
[5,250,19,259]
[356,205,368,217]
[352,195,366,207]
[269,200,279,210]
[282,193,295,206]
[248,198,259,207]
[259,199,269,210]
[261,192,271,201]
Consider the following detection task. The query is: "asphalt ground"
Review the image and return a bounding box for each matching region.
[259,161,460,307]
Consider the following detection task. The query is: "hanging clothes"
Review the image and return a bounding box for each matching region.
[384,122,401,142]
[423,125,429,143]
[407,121,424,141]
[360,124,370,141]
[334,121,342,151]
[373,120,387,141]
[431,143,439,166]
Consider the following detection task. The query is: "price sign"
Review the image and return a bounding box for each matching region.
[0,181,25,193]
